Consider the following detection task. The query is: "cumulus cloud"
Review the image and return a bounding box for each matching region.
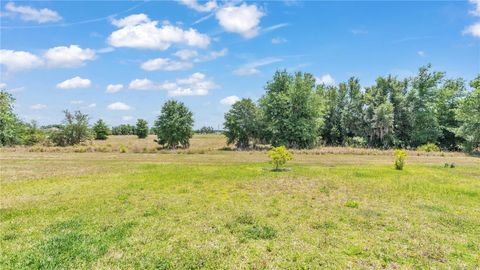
[141,58,193,71]
[0,49,44,72]
[107,102,131,111]
[30,104,47,110]
[174,49,199,60]
[129,79,156,90]
[173,48,227,64]
[463,22,480,37]
[56,76,91,89]
[108,13,210,50]
[215,3,264,38]
[5,2,62,23]
[469,0,480,16]
[44,45,96,68]
[220,95,240,106]
[315,74,335,86]
[178,0,217,12]
[128,72,217,96]
[106,84,123,93]
[234,57,282,76]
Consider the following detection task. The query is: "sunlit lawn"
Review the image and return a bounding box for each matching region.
[1,135,479,269]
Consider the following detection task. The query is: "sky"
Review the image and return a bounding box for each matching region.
[1,0,479,129]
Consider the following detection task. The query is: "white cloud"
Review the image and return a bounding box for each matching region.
[5,2,62,23]
[44,45,96,68]
[463,22,480,37]
[194,48,228,62]
[107,102,131,111]
[220,95,240,106]
[141,58,193,71]
[215,3,264,38]
[56,76,91,89]
[128,72,217,96]
[108,13,210,50]
[30,104,47,110]
[469,0,480,16]
[315,74,335,86]
[129,79,156,90]
[174,49,198,60]
[234,57,282,76]
[271,37,287,44]
[417,51,426,57]
[263,23,289,33]
[178,0,217,12]
[106,84,123,93]
[0,49,44,72]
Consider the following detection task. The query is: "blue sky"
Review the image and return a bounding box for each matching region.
[1,0,479,129]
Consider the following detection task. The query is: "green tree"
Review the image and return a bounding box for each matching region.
[0,90,25,146]
[259,71,322,148]
[343,77,366,139]
[267,146,293,171]
[224,98,259,149]
[92,119,109,140]
[135,119,149,139]
[320,84,347,145]
[154,100,194,149]
[408,64,444,146]
[456,75,480,152]
[50,110,91,146]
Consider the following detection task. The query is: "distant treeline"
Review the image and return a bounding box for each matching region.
[1,64,479,152]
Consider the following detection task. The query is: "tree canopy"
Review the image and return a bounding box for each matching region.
[153,100,194,149]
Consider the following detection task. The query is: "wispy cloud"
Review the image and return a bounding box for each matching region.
[234,57,283,76]
[263,23,289,33]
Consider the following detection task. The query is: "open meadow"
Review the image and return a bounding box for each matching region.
[1,135,479,269]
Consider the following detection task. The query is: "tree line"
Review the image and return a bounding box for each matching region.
[1,64,479,152]
[224,65,479,152]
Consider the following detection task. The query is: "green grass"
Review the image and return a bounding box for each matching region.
[1,137,480,269]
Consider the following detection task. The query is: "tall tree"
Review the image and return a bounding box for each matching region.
[154,100,194,149]
[0,90,24,146]
[408,64,444,147]
[223,98,259,149]
[92,119,109,140]
[456,75,480,152]
[135,119,149,139]
[343,77,365,138]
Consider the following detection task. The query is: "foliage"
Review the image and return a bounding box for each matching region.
[394,149,406,170]
[267,146,293,171]
[135,119,149,139]
[153,100,194,149]
[223,98,259,149]
[111,124,136,135]
[0,90,25,146]
[417,143,440,152]
[92,119,109,140]
[50,110,91,146]
[197,126,215,134]
[259,71,322,148]
[455,75,480,153]
[345,136,366,148]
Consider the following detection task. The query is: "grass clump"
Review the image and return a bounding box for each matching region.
[345,200,359,208]
[417,143,440,152]
[394,149,407,170]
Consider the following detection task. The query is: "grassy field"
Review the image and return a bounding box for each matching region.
[1,135,479,269]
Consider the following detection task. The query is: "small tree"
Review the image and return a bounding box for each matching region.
[50,110,91,146]
[0,90,25,146]
[136,119,149,139]
[394,149,406,170]
[92,119,109,140]
[153,100,194,149]
[223,98,259,149]
[267,146,293,171]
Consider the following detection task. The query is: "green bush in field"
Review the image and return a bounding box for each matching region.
[417,143,440,152]
[92,119,109,140]
[267,146,293,171]
[394,149,407,170]
[135,119,149,139]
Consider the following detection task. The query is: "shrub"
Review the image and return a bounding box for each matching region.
[345,136,366,148]
[92,119,109,140]
[153,100,194,149]
[135,119,149,139]
[50,110,91,146]
[417,143,440,152]
[345,201,359,208]
[267,146,293,171]
[394,149,407,170]
[119,145,127,153]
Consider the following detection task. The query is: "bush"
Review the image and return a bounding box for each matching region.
[135,119,149,139]
[153,100,194,149]
[267,146,293,171]
[394,149,406,170]
[92,119,109,140]
[417,143,440,152]
[345,136,366,148]
[50,110,91,146]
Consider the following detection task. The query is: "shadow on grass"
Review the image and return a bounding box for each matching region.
[261,168,292,172]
